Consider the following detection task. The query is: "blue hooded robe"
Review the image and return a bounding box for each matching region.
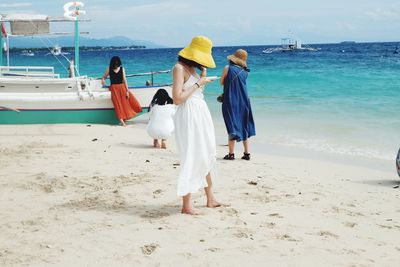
[222,64,256,141]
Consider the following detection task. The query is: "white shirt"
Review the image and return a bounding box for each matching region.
[146,104,176,139]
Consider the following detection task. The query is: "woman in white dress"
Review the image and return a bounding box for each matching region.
[146,89,175,149]
[172,36,223,215]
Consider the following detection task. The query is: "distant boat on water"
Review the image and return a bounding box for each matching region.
[21,50,35,56]
[47,44,69,56]
[340,41,356,44]
[263,38,320,54]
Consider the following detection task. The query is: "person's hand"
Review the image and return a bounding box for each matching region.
[126,90,130,99]
[200,67,207,78]
[101,78,105,86]
[197,76,212,87]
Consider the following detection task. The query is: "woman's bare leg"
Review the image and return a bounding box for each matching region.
[161,139,167,149]
[243,139,249,154]
[153,139,160,148]
[228,139,235,154]
[204,173,225,208]
[181,193,202,215]
[120,119,126,126]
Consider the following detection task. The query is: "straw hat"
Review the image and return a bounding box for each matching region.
[227,49,248,68]
[178,36,216,68]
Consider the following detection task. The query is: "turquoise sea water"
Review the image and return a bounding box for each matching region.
[8,42,400,160]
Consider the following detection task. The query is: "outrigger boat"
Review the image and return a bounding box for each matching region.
[0,2,171,125]
[263,38,319,54]
[47,44,69,56]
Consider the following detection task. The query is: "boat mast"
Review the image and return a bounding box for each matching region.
[64,1,86,76]
[6,35,9,66]
[0,32,2,67]
[74,11,80,76]
[0,22,3,66]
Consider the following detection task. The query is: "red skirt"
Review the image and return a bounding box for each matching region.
[109,83,142,121]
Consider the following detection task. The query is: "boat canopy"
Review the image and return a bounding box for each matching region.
[0,14,48,36]
[1,14,49,21]
[11,21,50,36]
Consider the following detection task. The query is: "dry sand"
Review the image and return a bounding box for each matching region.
[0,117,399,266]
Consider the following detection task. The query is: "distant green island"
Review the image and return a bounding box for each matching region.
[8,36,164,49]
[9,45,147,52]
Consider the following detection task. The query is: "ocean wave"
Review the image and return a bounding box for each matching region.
[272,136,394,161]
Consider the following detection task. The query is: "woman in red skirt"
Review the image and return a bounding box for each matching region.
[101,56,142,126]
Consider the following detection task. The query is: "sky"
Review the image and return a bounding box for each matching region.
[1,0,399,47]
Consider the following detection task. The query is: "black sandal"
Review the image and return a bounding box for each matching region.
[223,153,235,160]
[241,152,251,161]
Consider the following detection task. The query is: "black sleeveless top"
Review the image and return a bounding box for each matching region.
[109,67,124,84]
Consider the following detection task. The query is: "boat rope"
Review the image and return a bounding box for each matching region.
[26,20,73,75]
[124,70,171,78]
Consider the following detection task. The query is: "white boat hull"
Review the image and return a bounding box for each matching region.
[0,76,172,124]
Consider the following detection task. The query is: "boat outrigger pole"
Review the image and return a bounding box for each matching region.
[0,27,3,67]
[0,22,8,67]
[0,22,4,66]
[63,1,86,76]
[75,16,79,76]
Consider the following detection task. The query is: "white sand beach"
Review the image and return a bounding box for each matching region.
[0,116,399,266]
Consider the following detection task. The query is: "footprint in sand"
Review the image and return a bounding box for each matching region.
[343,222,357,228]
[377,224,393,229]
[318,231,339,239]
[152,189,163,198]
[141,243,159,255]
[276,234,301,242]
[330,206,364,217]
[268,213,284,219]
[207,247,222,252]
[341,249,359,255]
[233,228,254,239]
[20,217,44,227]
[234,232,249,239]
[140,210,170,219]
[265,222,276,229]
[222,207,239,217]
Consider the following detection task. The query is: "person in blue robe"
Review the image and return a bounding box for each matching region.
[220,49,256,160]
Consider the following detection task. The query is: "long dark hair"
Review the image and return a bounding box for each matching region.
[178,56,203,70]
[149,88,173,110]
[109,56,122,70]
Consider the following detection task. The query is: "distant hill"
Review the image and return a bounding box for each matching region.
[8,35,164,49]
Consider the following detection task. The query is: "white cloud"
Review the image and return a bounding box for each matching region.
[366,8,398,20]
[0,2,32,8]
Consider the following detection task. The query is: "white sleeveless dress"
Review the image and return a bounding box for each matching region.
[174,74,217,196]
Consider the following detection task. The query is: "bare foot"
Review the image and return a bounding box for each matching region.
[207,200,230,208]
[161,140,167,149]
[119,120,127,127]
[181,207,203,215]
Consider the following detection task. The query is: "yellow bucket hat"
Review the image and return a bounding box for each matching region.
[178,36,216,68]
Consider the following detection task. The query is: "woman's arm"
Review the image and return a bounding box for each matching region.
[122,67,130,97]
[101,68,109,86]
[172,64,210,105]
[220,65,229,86]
